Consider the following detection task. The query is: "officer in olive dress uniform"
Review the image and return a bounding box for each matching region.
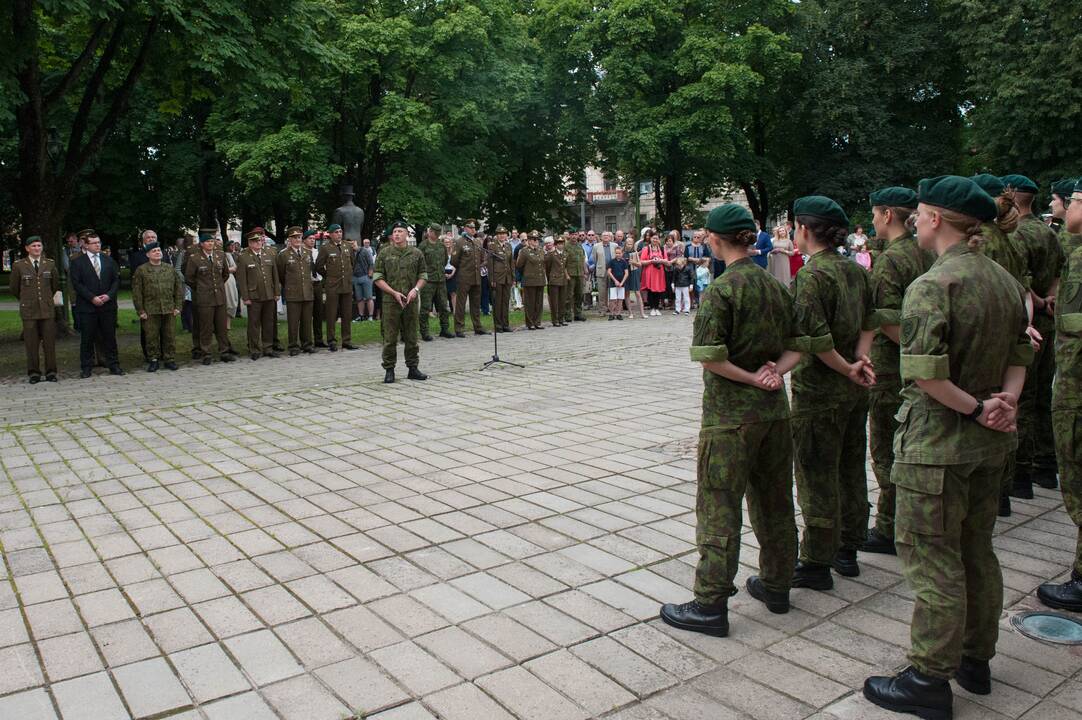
[1037,178,1082,612]
[236,228,281,360]
[315,223,358,351]
[373,221,429,383]
[9,236,60,383]
[451,219,488,336]
[131,242,182,372]
[185,230,237,364]
[563,233,587,322]
[864,176,1033,720]
[303,230,327,347]
[488,226,515,333]
[1003,175,1066,495]
[418,225,453,340]
[659,205,808,637]
[277,227,315,355]
[862,187,935,555]
[516,231,546,330]
[543,236,570,327]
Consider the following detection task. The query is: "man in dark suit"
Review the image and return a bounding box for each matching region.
[70,229,124,378]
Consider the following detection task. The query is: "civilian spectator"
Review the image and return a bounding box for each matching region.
[752,222,773,268]
[768,224,795,286]
[606,246,629,320]
[223,239,240,327]
[443,234,458,312]
[622,237,645,319]
[640,232,668,316]
[672,256,693,315]
[353,237,374,321]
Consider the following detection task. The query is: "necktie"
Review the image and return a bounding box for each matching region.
[91,254,101,277]
[33,260,39,272]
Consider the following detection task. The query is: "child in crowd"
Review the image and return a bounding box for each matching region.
[606,246,629,320]
[673,256,694,315]
[694,263,711,308]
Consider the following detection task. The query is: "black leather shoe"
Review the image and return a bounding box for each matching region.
[328,343,338,352]
[273,344,285,352]
[954,656,991,695]
[264,352,281,359]
[302,347,315,354]
[659,599,728,637]
[455,332,466,338]
[862,528,897,555]
[864,666,953,720]
[746,576,789,614]
[45,373,57,382]
[439,330,455,338]
[422,334,434,342]
[315,341,328,348]
[343,343,359,350]
[29,375,41,384]
[407,368,428,381]
[289,348,299,356]
[147,361,159,373]
[220,353,236,362]
[792,561,833,590]
[475,329,490,335]
[832,548,860,577]
[202,356,212,366]
[998,493,1011,517]
[164,363,178,371]
[1032,468,1058,489]
[251,353,260,361]
[80,368,92,378]
[109,366,125,376]
[383,369,395,384]
[1037,569,1082,612]
[574,316,586,321]
[1010,475,1034,499]
[503,326,513,332]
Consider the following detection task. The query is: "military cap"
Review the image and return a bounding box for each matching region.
[388,220,408,231]
[144,241,161,252]
[869,186,918,209]
[286,225,303,236]
[463,219,478,229]
[494,225,508,234]
[198,228,217,243]
[1001,174,1038,193]
[246,227,266,241]
[793,196,849,227]
[1075,178,1082,194]
[302,229,318,239]
[1052,178,1077,198]
[77,228,98,240]
[528,230,541,239]
[326,223,342,232]
[919,175,997,222]
[705,204,756,235]
[24,235,43,245]
[971,173,1005,197]
[555,235,565,243]
[428,223,442,233]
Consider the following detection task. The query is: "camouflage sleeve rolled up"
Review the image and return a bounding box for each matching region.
[790,272,833,353]
[371,252,386,284]
[689,284,732,363]
[1058,247,1082,336]
[860,268,879,332]
[870,255,905,328]
[899,280,951,381]
[1008,285,1035,367]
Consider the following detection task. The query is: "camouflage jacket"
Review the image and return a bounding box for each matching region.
[1013,214,1065,297]
[896,244,1033,464]
[132,262,183,315]
[1060,230,1082,274]
[373,243,428,297]
[564,241,586,275]
[869,233,934,388]
[419,239,448,285]
[979,222,1029,290]
[1054,246,1082,411]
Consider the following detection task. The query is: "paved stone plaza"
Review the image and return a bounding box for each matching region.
[1,318,1080,720]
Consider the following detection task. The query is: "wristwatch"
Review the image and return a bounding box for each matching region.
[964,399,984,422]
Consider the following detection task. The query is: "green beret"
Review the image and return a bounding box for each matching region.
[794,195,849,226]
[971,174,1005,197]
[869,186,918,209]
[919,175,997,222]
[1052,179,1077,198]
[143,241,160,252]
[704,204,756,235]
[326,223,342,232]
[302,229,318,239]
[197,229,216,243]
[24,235,43,245]
[1075,178,1082,194]
[1001,174,1038,193]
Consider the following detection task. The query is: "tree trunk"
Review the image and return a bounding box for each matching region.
[660,173,681,229]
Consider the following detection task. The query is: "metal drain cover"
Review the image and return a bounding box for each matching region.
[1010,611,1082,645]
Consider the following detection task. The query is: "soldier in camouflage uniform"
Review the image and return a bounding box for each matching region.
[543,236,570,327]
[418,225,453,340]
[488,226,515,333]
[1037,180,1082,612]
[660,204,808,637]
[789,196,878,589]
[373,221,428,384]
[516,231,546,330]
[1051,179,1081,266]
[564,233,587,322]
[864,176,1033,720]
[1004,175,1066,495]
[132,242,183,372]
[863,187,935,555]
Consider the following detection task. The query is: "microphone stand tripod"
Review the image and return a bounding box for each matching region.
[476,243,523,371]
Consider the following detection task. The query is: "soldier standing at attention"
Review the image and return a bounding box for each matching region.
[373,221,428,384]
[488,225,515,333]
[185,230,237,365]
[1051,179,1081,264]
[790,196,878,589]
[315,223,358,352]
[1037,178,1082,612]
[543,236,570,327]
[1003,174,1066,496]
[236,228,281,360]
[516,231,546,330]
[278,227,315,355]
[451,219,488,337]
[659,205,808,637]
[564,232,587,322]
[9,236,60,383]
[132,242,182,372]
[864,176,1032,719]
[304,230,327,347]
[862,187,935,555]
[418,224,453,340]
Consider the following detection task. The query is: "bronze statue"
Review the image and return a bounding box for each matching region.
[330,185,365,243]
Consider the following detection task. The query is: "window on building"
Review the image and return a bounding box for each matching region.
[605,216,617,232]
[603,175,618,191]
[639,180,653,196]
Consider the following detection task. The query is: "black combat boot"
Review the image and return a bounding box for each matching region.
[422,334,434,342]
[1032,468,1058,490]
[454,332,466,338]
[832,548,860,577]
[998,493,1011,517]
[954,656,991,695]
[659,599,728,637]
[1037,569,1082,612]
[862,528,897,555]
[439,329,455,338]
[383,369,395,384]
[407,368,428,381]
[164,362,178,371]
[1010,468,1034,499]
[792,561,833,590]
[146,360,159,373]
[745,576,789,614]
[864,666,953,720]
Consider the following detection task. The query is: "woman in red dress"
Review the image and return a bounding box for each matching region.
[640,233,669,316]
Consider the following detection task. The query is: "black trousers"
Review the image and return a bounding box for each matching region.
[77,308,118,371]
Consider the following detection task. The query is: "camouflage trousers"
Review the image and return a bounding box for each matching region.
[868,384,902,537]
[1053,411,1082,574]
[564,275,584,321]
[419,281,449,336]
[693,420,797,604]
[793,392,869,564]
[381,298,420,370]
[1016,315,1058,477]
[894,453,1006,679]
